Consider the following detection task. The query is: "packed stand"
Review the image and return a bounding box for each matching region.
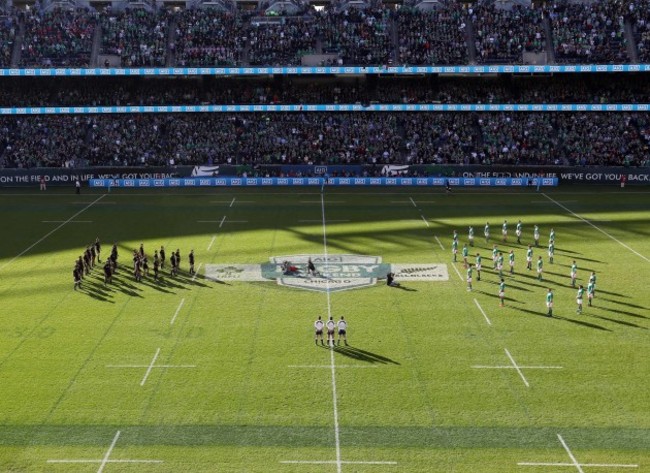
[21,8,97,67]
[472,3,546,63]
[317,7,392,66]
[549,0,628,63]
[396,6,468,65]
[628,0,650,62]
[0,11,18,67]
[1,113,649,169]
[100,9,168,67]
[174,9,245,67]
[248,18,319,66]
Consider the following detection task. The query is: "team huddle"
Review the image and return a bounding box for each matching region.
[314,316,348,347]
[456,221,597,317]
[73,239,197,289]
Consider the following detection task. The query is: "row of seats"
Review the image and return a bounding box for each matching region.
[1,0,650,68]
[1,113,648,168]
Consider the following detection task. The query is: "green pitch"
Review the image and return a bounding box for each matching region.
[0,186,648,472]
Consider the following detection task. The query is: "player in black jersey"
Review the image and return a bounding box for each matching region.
[160,246,166,268]
[189,250,195,275]
[103,260,112,285]
[170,252,177,276]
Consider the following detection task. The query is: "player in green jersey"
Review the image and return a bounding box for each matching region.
[549,228,555,245]
[484,222,490,243]
[508,250,515,274]
[533,225,540,247]
[453,230,459,244]
[589,272,597,298]
[499,278,506,307]
[570,261,578,287]
[497,252,504,278]
[576,285,584,314]
[452,239,458,262]
[516,220,522,244]
[526,245,533,270]
[537,256,543,281]
[468,226,475,246]
[466,265,473,291]
[587,280,595,306]
[475,253,482,281]
[548,241,555,264]
[546,288,554,317]
[502,220,508,242]
[462,244,469,268]
[492,245,499,269]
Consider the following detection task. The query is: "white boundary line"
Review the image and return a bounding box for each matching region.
[504,348,530,388]
[170,298,185,325]
[281,461,397,465]
[421,215,430,227]
[207,236,216,251]
[288,365,380,369]
[300,219,350,223]
[97,431,121,473]
[230,197,236,208]
[558,434,585,473]
[191,263,203,282]
[474,299,492,326]
[0,193,105,273]
[140,348,161,386]
[219,215,226,228]
[434,236,445,250]
[409,197,417,208]
[542,193,649,262]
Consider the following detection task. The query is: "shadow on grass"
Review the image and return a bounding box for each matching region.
[554,314,611,331]
[388,284,417,292]
[601,307,649,320]
[326,345,400,365]
[599,298,647,310]
[589,314,647,330]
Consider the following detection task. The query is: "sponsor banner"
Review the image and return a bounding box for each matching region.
[89,177,559,188]
[1,64,649,77]
[390,264,449,281]
[204,255,449,292]
[2,103,649,115]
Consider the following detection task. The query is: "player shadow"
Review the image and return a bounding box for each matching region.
[599,298,648,311]
[175,273,209,288]
[589,313,647,330]
[138,277,174,294]
[475,291,523,304]
[330,345,401,365]
[388,284,417,292]
[78,284,115,303]
[553,314,611,331]
[554,248,582,255]
[594,289,629,298]
[601,307,649,320]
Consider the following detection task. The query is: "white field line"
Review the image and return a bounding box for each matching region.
[472,366,563,369]
[107,364,196,368]
[300,219,349,223]
[505,348,530,388]
[434,236,445,250]
[70,201,116,205]
[197,220,220,223]
[219,215,226,228]
[97,431,120,473]
[207,236,216,251]
[320,193,342,473]
[530,200,578,203]
[300,200,346,204]
[473,299,492,326]
[421,215,430,227]
[41,220,93,223]
[230,197,236,208]
[170,298,185,325]
[48,460,163,464]
[0,193,105,273]
[288,365,379,369]
[542,193,649,263]
[210,200,255,204]
[557,434,585,473]
[409,197,417,208]
[281,461,397,465]
[191,263,203,282]
[518,463,638,468]
[140,348,161,386]
[451,263,464,282]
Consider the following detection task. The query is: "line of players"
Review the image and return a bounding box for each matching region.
[73,240,197,289]
[314,316,348,347]
[452,221,597,316]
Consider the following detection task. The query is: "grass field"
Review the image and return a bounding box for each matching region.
[0,185,648,473]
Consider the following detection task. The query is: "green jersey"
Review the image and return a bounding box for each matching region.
[484,224,490,236]
[577,287,584,299]
[509,252,515,264]
[587,282,595,295]
[453,231,459,242]
[537,259,543,271]
[534,226,540,238]
[546,291,553,303]
[571,263,577,275]
[502,222,507,233]
[467,267,473,278]
[452,240,458,251]
[462,246,469,257]
[516,222,522,233]
[527,248,533,259]
[548,243,555,254]
[492,247,499,259]
[497,255,504,266]
[468,227,474,239]
[549,230,555,242]
[589,273,597,285]
[476,255,482,266]
[499,281,505,292]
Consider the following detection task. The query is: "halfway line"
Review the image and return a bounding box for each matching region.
[0,193,105,273]
[542,193,649,262]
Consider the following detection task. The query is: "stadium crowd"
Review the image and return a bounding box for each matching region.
[1,112,648,169]
[3,0,649,67]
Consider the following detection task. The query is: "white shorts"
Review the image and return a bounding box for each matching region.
[509,262,514,267]
[577,298,583,305]
[467,277,473,283]
[527,257,532,263]
[571,272,576,278]
[499,291,504,298]
[516,230,522,237]
[546,302,553,308]
[588,293,593,299]
[497,264,503,271]
[476,264,482,271]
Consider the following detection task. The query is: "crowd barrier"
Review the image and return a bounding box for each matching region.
[1,65,649,77]
[1,104,649,115]
[89,177,559,188]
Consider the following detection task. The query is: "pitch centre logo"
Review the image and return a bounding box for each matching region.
[205,254,449,292]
